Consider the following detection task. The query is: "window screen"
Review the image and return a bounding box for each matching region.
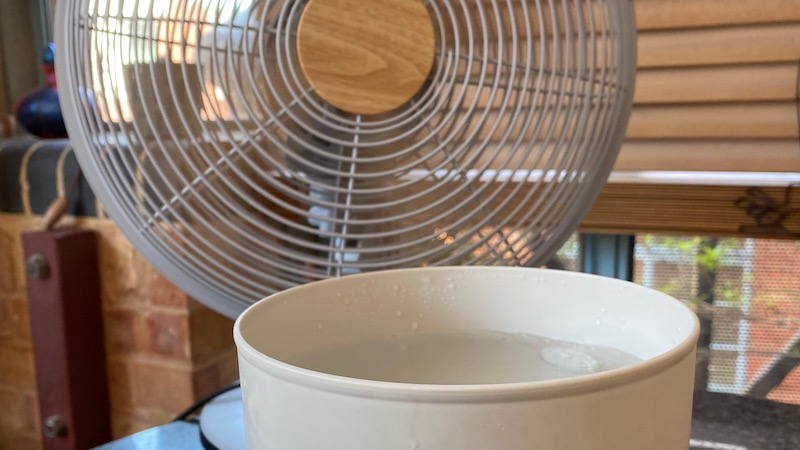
[634,235,800,405]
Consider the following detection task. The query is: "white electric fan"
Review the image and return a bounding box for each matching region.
[56,0,636,448]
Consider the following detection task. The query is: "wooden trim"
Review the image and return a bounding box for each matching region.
[581,181,800,239]
[22,229,112,450]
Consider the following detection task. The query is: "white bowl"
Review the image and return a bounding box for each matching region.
[235,267,699,450]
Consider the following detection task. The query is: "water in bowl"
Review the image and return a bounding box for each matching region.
[288,330,641,385]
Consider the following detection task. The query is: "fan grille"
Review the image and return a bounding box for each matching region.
[56,0,636,317]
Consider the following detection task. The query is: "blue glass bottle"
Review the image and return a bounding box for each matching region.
[15,43,68,138]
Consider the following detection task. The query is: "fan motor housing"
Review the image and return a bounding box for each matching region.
[297,0,436,115]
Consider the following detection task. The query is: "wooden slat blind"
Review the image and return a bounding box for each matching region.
[584,1,800,238]
[583,182,800,238]
[615,0,800,173]
[634,0,800,30]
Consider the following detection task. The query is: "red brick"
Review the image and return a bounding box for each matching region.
[0,226,20,295]
[188,306,235,366]
[0,346,36,390]
[135,409,173,429]
[129,361,194,414]
[768,366,800,405]
[0,387,38,437]
[103,309,142,354]
[0,297,12,342]
[110,413,136,440]
[218,350,240,385]
[110,414,151,440]
[0,434,41,450]
[26,392,40,437]
[11,298,31,345]
[0,297,31,351]
[146,312,189,360]
[0,296,31,351]
[781,367,800,389]
[192,346,239,399]
[192,363,222,399]
[96,231,149,308]
[106,358,134,414]
[150,274,188,310]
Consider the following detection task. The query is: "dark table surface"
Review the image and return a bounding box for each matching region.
[95,391,800,450]
[691,391,800,449]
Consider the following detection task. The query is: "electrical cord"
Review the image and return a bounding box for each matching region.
[173,381,241,423]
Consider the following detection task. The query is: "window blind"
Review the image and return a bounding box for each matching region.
[616,0,800,173]
[580,0,800,238]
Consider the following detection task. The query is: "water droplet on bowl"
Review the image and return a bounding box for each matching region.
[411,320,419,330]
[396,310,402,317]
[595,318,602,326]
[317,322,323,330]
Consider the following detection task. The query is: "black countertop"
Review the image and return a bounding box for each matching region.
[691,391,800,449]
[95,390,800,450]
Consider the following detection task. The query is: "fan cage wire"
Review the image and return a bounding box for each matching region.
[56,0,636,318]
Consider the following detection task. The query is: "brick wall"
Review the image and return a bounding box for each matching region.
[748,239,800,404]
[0,213,238,449]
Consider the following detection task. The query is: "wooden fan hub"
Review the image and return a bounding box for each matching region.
[297,0,436,116]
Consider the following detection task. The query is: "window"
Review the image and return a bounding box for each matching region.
[633,234,800,404]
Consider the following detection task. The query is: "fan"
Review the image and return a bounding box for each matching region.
[56,0,635,447]
[56,0,635,318]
